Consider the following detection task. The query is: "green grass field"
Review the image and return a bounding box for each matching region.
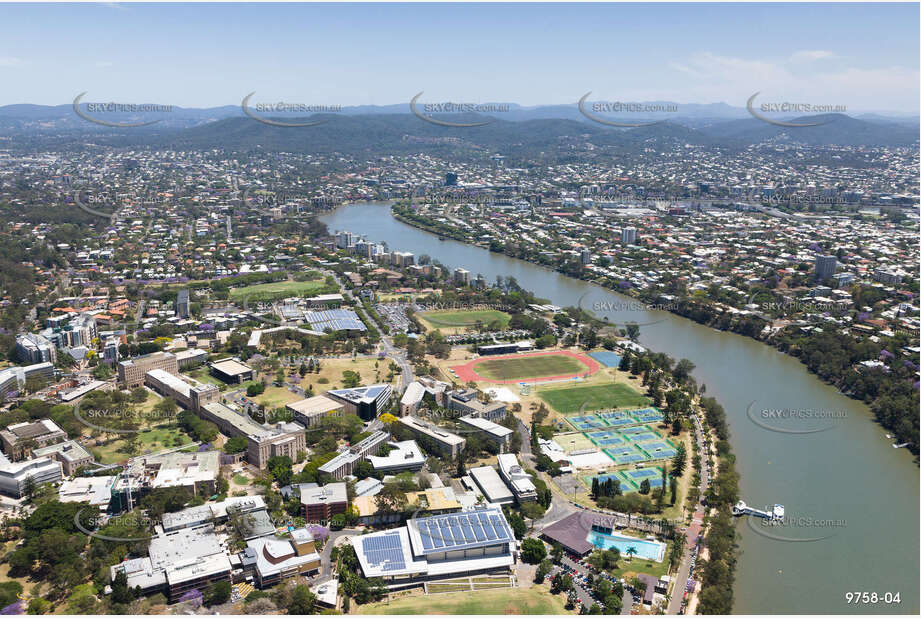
[419,309,510,329]
[356,587,571,615]
[539,382,651,414]
[92,424,193,464]
[229,279,328,302]
[473,355,587,381]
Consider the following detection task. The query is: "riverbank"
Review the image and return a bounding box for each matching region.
[391,204,919,459]
[322,202,919,614]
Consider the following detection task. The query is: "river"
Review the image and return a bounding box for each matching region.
[320,203,919,615]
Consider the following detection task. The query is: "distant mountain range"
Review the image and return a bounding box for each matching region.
[0,99,917,153]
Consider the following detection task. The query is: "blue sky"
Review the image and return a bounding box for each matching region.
[1,2,918,112]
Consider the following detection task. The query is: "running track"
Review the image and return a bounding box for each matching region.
[450,349,601,384]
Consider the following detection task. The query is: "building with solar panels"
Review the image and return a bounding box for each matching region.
[325,384,392,421]
[352,506,516,587]
[303,308,367,332]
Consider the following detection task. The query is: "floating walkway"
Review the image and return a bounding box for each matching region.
[732,500,784,521]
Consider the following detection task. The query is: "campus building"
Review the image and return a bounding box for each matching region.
[0,457,63,498]
[367,440,426,474]
[208,357,255,384]
[241,528,321,588]
[300,482,348,522]
[117,351,179,388]
[447,389,507,421]
[16,333,56,365]
[110,525,233,603]
[199,402,307,468]
[325,384,392,421]
[285,395,345,427]
[458,415,514,450]
[0,419,68,461]
[32,440,94,476]
[398,416,466,459]
[351,506,515,588]
[496,453,537,502]
[317,430,389,480]
[145,368,220,413]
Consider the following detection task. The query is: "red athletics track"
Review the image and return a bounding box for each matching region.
[450,349,602,384]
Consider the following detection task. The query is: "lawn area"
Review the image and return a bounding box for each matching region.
[539,382,650,414]
[472,355,587,381]
[356,587,572,615]
[228,278,328,302]
[91,424,193,464]
[295,357,394,393]
[602,553,672,581]
[253,385,302,408]
[232,474,250,486]
[187,368,227,388]
[418,309,510,333]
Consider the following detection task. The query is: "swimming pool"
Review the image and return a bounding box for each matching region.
[587,529,666,562]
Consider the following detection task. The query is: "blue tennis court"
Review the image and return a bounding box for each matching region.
[643,448,676,460]
[614,453,647,464]
[619,425,650,435]
[568,415,606,430]
[629,432,659,442]
[605,417,636,427]
[604,447,636,457]
[642,441,672,451]
[632,411,664,423]
[594,436,625,446]
[587,429,617,439]
[587,351,622,367]
[626,468,660,479]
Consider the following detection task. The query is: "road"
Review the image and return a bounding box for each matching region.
[316,528,359,583]
[666,411,710,615]
[324,268,413,390]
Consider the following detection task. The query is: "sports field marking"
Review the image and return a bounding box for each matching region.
[451,349,600,384]
[538,382,650,415]
[418,309,511,328]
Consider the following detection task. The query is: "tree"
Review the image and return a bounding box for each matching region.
[224,436,248,454]
[110,569,135,604]
[671,443,687,477]
[535,559,553,583]
[625,323,640,342]
[551,541,564,564]
[639,479,651,495]
[521,538,547,564]
[204,581,231,606]
[287,584,317,614]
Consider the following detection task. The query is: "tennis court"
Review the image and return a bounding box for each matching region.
[587,351,622,367]
[639,445,677,460]
[613,452,647,464]
[628,432,659,443]
[631,408,664,423]
[567,415,607,431]
[641,440,673,451]
[593,436,626,447]
[625,468,661,480]
[618,425,651,435]
[604,447,636,457]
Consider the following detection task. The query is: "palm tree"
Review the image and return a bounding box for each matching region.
[626,546,638,560]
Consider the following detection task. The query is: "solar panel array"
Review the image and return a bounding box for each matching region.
[304,309,367,332]
[415,510,512,554]
[361,531,406,572]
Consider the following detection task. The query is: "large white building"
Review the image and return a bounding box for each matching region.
[0,457,63,498]
[496,453,537,502]
[352,506,515,588]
